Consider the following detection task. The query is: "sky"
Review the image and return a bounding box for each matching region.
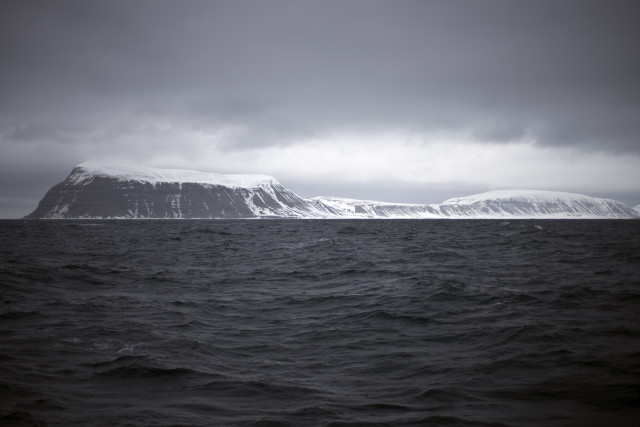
[1,0,640,218]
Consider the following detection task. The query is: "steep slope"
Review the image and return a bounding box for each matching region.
[26,163,335,219]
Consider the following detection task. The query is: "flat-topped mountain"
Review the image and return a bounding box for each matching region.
[26,163,337,219]
[25,163,639,219]
[436,190,637,219]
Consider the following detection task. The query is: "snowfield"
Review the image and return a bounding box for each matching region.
[73,162,277,189]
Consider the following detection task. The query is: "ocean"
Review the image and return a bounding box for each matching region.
[1,219,639,426]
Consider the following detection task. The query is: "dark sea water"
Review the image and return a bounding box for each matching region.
[1,219,639,426]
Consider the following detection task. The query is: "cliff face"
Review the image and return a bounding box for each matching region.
[25,164,640,219]
[25,165,335,219]
[29,177,262,218]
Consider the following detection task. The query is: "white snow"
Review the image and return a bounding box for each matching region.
[73,162,278,189]
[308,190,638,219]
[310,196,441,218]
[441,189,607,205]
[433,189,637,219]
[312,196,424,207]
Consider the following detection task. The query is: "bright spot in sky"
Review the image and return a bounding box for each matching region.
[111,129,640,198]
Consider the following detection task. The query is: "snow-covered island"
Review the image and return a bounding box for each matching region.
[25,163,639,219]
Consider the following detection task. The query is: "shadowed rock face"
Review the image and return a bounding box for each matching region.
[28,178,251,218]
[25,167,334,219]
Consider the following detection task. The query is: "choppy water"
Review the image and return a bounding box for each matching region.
[1,219,639,426]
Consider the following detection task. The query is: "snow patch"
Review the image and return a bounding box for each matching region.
[73,162,278,189]
[312,196,425,207]
[441,189,604,205]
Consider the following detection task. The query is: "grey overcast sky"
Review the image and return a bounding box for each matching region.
[1,0,640,217]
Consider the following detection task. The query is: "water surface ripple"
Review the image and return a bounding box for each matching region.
[1,219,639,426]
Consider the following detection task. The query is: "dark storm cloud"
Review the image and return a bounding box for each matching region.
[2,0,639,152]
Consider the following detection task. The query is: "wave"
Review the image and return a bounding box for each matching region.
[1,219,639,425]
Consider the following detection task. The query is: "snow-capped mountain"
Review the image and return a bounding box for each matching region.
[436,190,637,219]
[26,163,338,219]
[25,163,639,219]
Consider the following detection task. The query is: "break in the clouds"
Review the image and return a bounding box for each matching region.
[1,0,640,217]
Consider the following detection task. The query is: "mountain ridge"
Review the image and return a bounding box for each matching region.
[25,163,639,219]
